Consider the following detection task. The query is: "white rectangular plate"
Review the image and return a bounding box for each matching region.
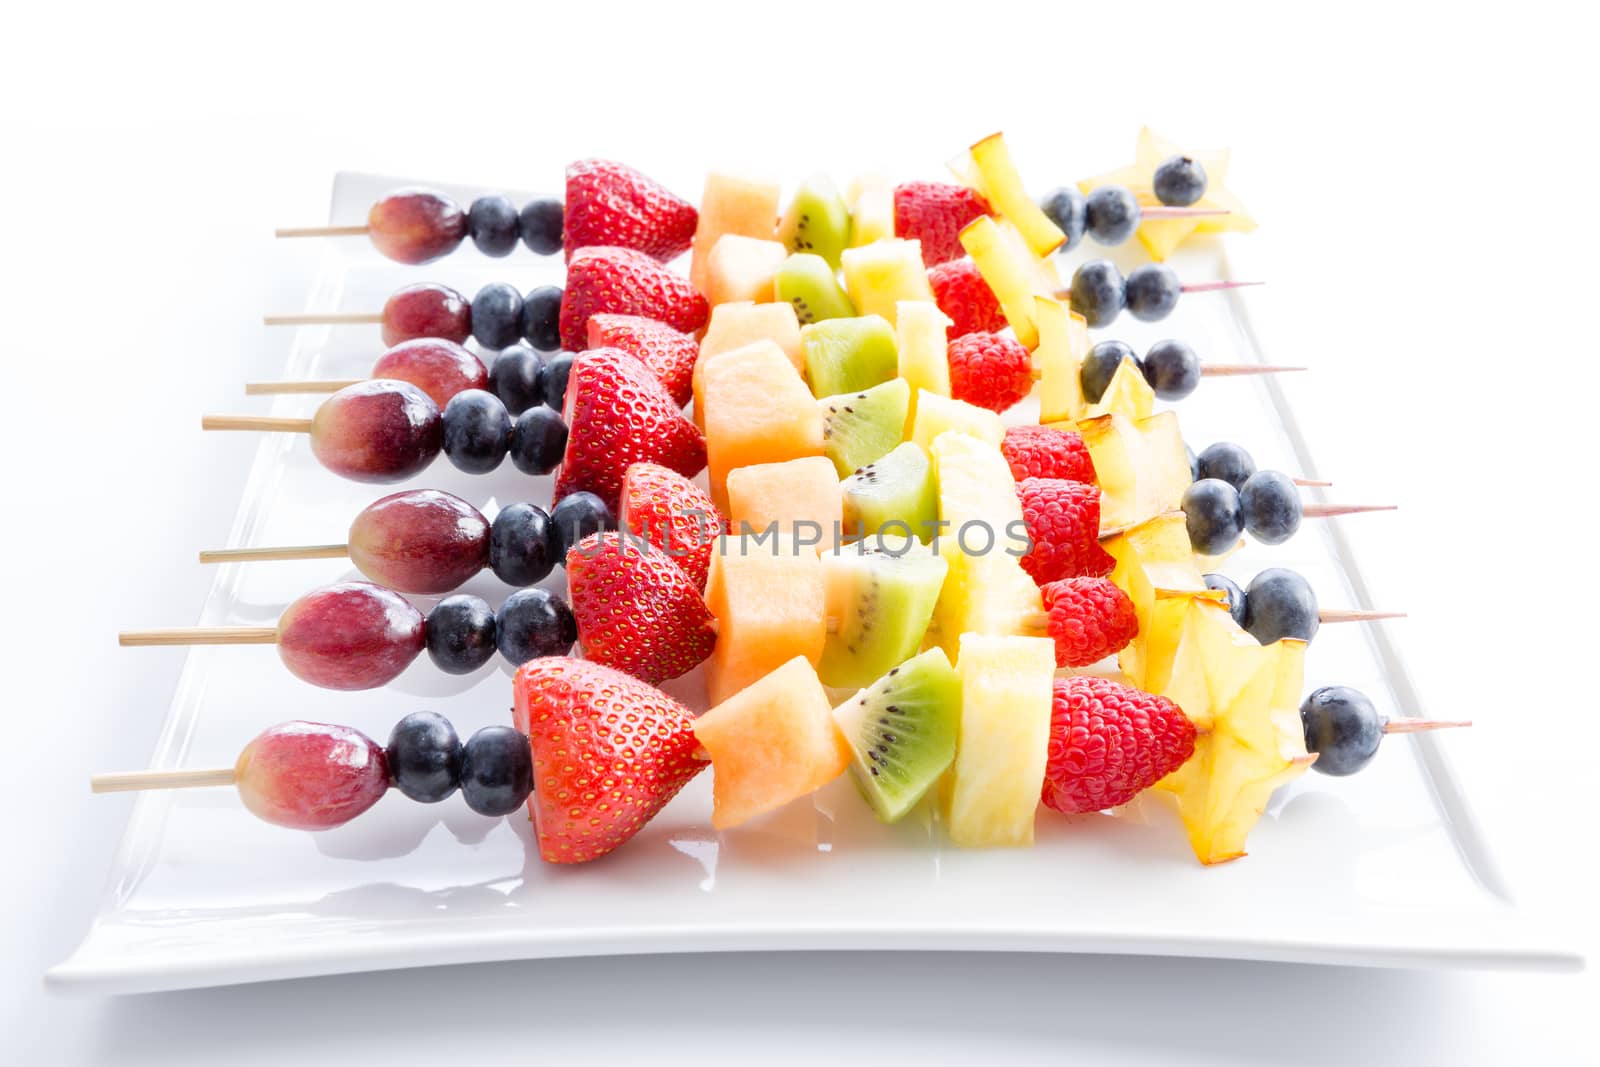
[49,173,1582,994]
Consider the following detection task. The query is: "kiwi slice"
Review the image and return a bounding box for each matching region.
[819,378,910,478]
[832,647,961,822]
[801,315,898,397]
[775,253,856,325]
[777,172,851,269]
[842,441,937,541]
[819,541,948,691]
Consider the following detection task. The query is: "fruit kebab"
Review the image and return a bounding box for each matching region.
[265,281,565,351]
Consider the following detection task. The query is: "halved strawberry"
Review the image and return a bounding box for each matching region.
[566,531,718,685]
[928,256,1007,339]
[560,246,710,352]
[585,314,698,408]
[555,348,707,512]
[513,656,706,864]
[618,462,724,590]
[893,181,991,267]
[564,159,698,262]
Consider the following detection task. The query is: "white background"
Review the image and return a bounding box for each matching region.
[3,1,1596,1062]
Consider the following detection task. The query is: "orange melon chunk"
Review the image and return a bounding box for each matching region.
[693,656,850,829]
[690,173,781,296]
[726,455,842,547]
[706,235,787,306]
[701,341,824,511]
[704,537,826,706]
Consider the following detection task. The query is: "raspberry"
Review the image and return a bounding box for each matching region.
[947,332,1033,413]
[1001,425,1096,484]
[1039,577,1139,667]
[1042,676,1196,814]
[1016,477,1115,583]
[929,257,1007,339]
[893,181,991,266]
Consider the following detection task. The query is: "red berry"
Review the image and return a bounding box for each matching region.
[565,531,718,686]
[1039,577,1139,667]
[1042,676,1196,814]
[560,246,710,351]
[618,462,725,590]
[1015,477,1116,583]
[235,721,390,830]
[585,314,698,408]
[564,159,699,263]
[893,181,991,267]
[554,348,707,512]
[1001,425,1096,484]
[928,257,1006,339]
[513,657,706,864]
[947,331,1034,413]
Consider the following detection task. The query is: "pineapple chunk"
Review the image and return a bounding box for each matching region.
[1083,354,1155,421]
[945,633,1055,847]
[911,391,1005,450]
[965,133,1066,258]
[959,216,1055,348]
[1077,411,1190,532]
[1032,296,1088,425]
[840,239,935,325]
[895,301,953,433]
[847,174,895,248]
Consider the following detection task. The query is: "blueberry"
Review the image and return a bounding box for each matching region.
[495,588,577,665]
[471,282,524,350]
[440,389,511,474]
[1242,567,1319,645]
[521,285,563,351]
[1080,340,1140,403]
[1142,339,1200,401]
[1124,264,1181,323]
[1038,186,1087,252]
[1203,573,1248,626]
[1152,155,1207,207]
[487,344,546,416]
[488,502,556,585]
[467,195,520,257]
[519,198,564,256]
[1300,686,1384,776]
[1181,478,1243,555]
[1239,470,1303,545]
[1187,445,1199,483]
[508,406,568,476]
[541,351,576,410]
[386,711,463,803]
[424,595,498,675]
[1068,259,1125,328]
[550,491,614,556]
[460,725,535,816]
[1084,185,1141,245]
[1196,441,1256,491]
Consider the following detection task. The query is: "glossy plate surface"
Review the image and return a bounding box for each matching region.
[49,174,1580,993]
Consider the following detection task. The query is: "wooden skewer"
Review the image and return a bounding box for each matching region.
[1026,363,1303,383]
[1180,280,1264,294]
[91,767,238,793]
[118,627,278,647]
[274,224,370,239]
[1301,503,1397,518]
[202,415,313,433]
[1383,718,1470,735]
[1317,609,1406,623]
[200,545,350,564]
[262,312,385,327]
[244,379,362,396]
[1141,206,1231,219]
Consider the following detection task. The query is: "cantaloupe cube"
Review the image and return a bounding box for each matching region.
[910,391,1005,450]
[895,301,952,433]
[706,235,787,306]
[701,341,824,511]
[726,455,842,546]
[691,173,781,296]
[693,655,850,829]
[945,633,1055,847]
[704,538,826,706]
[840,239,934,325]
[693,303,803,430]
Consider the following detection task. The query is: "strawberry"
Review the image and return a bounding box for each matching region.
[1015,477,1116,583]
[560,246,710,352]
[1042,675,1196,815]
[1039,577,1139,668]
[555,348,707,512]
[586,313,698,408]
[928,257,1007,339]
[618,462,724,590]
[947,331,1034,413]
[1001,425,1096,484]
[893,181,991,267]
[513,656,706,864]
[563,159,698,263]
[565,532,718,685]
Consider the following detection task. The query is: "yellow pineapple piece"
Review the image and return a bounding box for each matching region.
[840,239,934,325]
[945,633,1055,847]
[846,174,895,248]
[1077,411,1190,532]
[965,133,1066,258]
[1032,296,1088,425]
[1083,355,1155,421]
[911,391,1005,451]
[895,301,952,433]
[958,216,1060,348]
